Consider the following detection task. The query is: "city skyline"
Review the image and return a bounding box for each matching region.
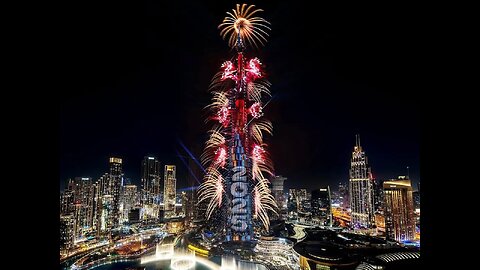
[59,134,420,192]
[60,1,420,191]
[59,3,422,269]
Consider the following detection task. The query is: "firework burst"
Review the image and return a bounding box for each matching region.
[198,4,276,236]
[219,4,271,48]
[198,168,225,219]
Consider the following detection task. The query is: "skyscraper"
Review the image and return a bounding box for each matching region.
[311,186,332,227]
[288,189,298,217]
[141,156,161,204]
[197,4,276,242]
[97,194,114,236]
[297,189,308,203]
[349,134,375,230]
[95,173,109,236]
[164,165,176,218]
[296,188,311,214]
[60,214,75,254]
[122,185,138,223]
[383,176,415,242]
[109,157,123,227]
[338,182,349,209]
[62,177,96,239]
[271,175,287,220]
[73,177,95,233]
[96,173,110,195]
[60,188,74,215]
[373,178,384,212]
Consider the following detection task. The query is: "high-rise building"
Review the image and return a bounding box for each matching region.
[297,196,312,224]
[383,176,415,242]
[60,189,74,215]
[63,177,96,239]
[122,185,138,223]
[97,194,114,236]
[287,189,298,220]
[60,179,75,215]
[72,201,82,239]
[373,178,384,212]
[349,134,375,230]
[311,186,332,227]
[271,175,287,220]
[338,182,349,209]
[412,190,420,210]
[60,214,75,254]
[94,173,109,235]
[73,177,95,233]
[164,165,176,218]
[297,189,308,203]
[141,156,161,204]
[296,189,310,213]
[109,157,123,227]
[97,173,110,196]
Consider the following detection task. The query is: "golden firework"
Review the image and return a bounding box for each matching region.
[219,3,271,48]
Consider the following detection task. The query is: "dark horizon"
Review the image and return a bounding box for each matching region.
[60,1,420,192]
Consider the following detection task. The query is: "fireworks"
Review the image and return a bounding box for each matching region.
[214,146,227,168]
[219,4,271,48]
[221,61,237,81]
[249,102,262,118]
[198,168,224,219]
[246,58,262,79]
[198,3,277,237]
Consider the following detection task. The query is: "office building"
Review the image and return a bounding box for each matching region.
[109,157,123,227]
[122,185,138,223]
[164,165,177,218]
[60,189,74,215]
[338,182,349,209]
[60,214,75,254]
[287,189,298,220]
[97,194,114,236]
[373,178,384,212]
[311,186,332,227]
[383,176,415,242]
[271,175,287,220]
[349,134,375,230]
[141,156,161,204]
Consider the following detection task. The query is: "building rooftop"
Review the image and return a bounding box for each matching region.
[293,228,419,268]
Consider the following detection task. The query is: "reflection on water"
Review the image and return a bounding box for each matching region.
[92,260,211,270]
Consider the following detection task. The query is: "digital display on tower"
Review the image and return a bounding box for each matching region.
[231,165,248,232]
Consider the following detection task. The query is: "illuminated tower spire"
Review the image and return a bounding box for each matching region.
[349,135,375,231]
[198,4,277,242]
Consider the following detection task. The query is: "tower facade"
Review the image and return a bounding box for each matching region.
[141,156,161,205]
[164,165,176,218]
[123,185,138,223]
[197,4,277,242]
[349,135,375,230]
[109,157,123,227]
[383,176,415,242]
[73,177,95,235]
[338,182,349,209]
[271,175,287,220]
[60,214,75,254]
[311,186,332,227]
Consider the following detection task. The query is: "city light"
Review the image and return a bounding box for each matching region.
[60,3,420,270]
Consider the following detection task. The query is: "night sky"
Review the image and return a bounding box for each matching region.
[60,0,421,192]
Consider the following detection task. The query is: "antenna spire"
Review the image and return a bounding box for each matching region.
[355,134,361,147]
